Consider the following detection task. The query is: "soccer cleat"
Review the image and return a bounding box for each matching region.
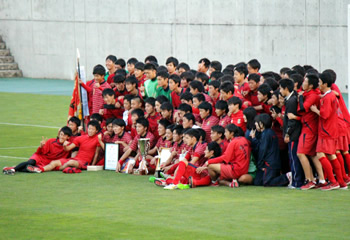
[3,167,15,175]
[210,181,219,187]
[300,181,316,190]
[177,184,190,190]
[149,176,156,183]
[345,178,350,186]
[321,182,340,191]
[188,176,196,188]
[159,171,169,179]
[154,178,167,187]
[229,179,239,188]
[164,184,178,190]
[339,183,348,190]
[26,165,42,173]
[314,182,328,189]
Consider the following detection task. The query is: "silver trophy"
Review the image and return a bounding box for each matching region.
[137,138,150,175]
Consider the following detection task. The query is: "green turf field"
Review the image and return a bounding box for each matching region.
[0,87,350,239]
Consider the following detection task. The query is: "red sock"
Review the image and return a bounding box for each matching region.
[319,156,336,183]
[336,152,348,180]
[344,153,350,175]
[173,161,187,185]
[193,175,211,186]
[166,178,173,185]
[40,167,45,172]
[330,158,345,185]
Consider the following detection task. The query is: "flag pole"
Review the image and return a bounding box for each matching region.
[77,48,85,131]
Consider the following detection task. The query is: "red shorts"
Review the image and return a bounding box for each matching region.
[297,132,317,156]
[316,138,337,155]
[220,163,239,180]
[30,154,53,167]
[337,135,349,151]
[59,158,89,170]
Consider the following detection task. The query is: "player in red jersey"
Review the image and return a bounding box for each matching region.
[228,96,246,132]
[215,100,231,128]
[198,102,219,143]
[169,74,185,109]
[144,97,161,139]
[210,125,229,154]
[3,127,73,175]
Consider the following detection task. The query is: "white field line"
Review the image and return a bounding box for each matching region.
[0,155,28,160]
[0,122,60,129]
[0,146,37,150]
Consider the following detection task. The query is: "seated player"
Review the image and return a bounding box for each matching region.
[210,125,229,154]
[34,121,102,173]
[215,100,231,128]
[100,88,123,121]
[174,103,192,125]
[117,118,156,173]
[130,108,145,138]
[94,118,116,165]
[111,119,132,159]
[198,102,219,142]
[228,96,246,132]
[3,127,72,174]
[204,124,250,188]
[248,114,292,187]
[122,94,133,126]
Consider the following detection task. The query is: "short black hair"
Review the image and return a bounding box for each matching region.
[106,118,115,126]
[112,118,126,127]
[157,70,169,79]
[222,68,234,77]
[243,107,257,130]
[197,128,206,142]
[207,141,222,158]
[113,74,126,84]
[208,80,220,89]
[169,74,181,85]
[136,117,149,130]
[279,78,294,92]
[160,102,173,112]
[144,97,156,107]
[68,116,81,127]
[195,72,209,85]
[219,81,235,94]
[198,58,210,68]
[178,103,192,113]
[257,113,272,129]
[177,62,190,72]
[123,94,133,103]
[127,58,138,65]
[184,128,200,141]
[264,78,279,91]
[88,120,101,132]
[102,88,116,97]
[210,61,222,72]
[166,57,179,67]
[157,66,168,73]
[290,73,304,89]
[322,69,336,84]
[183,113,195,124]
[225,123,244,137]
[173,125,184,135]
[215,100,228,113]
[305,74,319,89]
[145,55,158,64]
[115,69,127,77]
[125,76,138,89]
[285,70,297,78]
[280,67,291,75]
[156,95,170,104]
[190,80,205,93]
[159,119,171,129]
[210,71,224,80]
[235,65,248,78]
[144,62,157,71]
[257,83,272,99]
[131,108,144,118]
[135,62,145,71]
[180,92,193,102]
[60,126,73,136]
[180,71,195,82]
[247,59,261,70]
[219,75,234,84]
[292,65,305,77]
[90,113,103,123]
[115,58,126,68]
[198,101,212,115]
[319,72,333,87]
[228,96,242,109]
[106,55,117,63]
[193,93,205,103]
[248,73,260,83]
[93,64,105,76]
[211,125,225,139]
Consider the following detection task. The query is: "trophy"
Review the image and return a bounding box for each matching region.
[137,138,150,175]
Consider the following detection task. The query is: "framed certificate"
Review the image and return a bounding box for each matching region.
[104,143,119,170]
[156,147,172,171]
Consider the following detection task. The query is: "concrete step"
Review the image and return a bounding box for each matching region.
[0,56,14,63]
[0,49,10,56]
[0,63,18,70]
[0,69,23,78]
[0,42,5,49]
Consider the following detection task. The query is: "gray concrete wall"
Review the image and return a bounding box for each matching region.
[0,0,349,91]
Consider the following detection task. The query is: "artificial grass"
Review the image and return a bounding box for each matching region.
[0,92,349,240]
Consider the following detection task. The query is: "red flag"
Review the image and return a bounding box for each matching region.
[68,72,82,120]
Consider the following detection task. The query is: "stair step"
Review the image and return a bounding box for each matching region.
[0,56,14,63]
[0,63,18,70]
[0,42,5,49]
[0,70,23,78]
[0,49,10,56]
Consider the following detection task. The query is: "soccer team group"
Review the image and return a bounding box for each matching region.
[4,55,350,191]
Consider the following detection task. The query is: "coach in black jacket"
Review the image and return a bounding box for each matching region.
[279,79,304,188]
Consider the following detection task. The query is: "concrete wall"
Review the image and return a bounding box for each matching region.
[0,0,349,91]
